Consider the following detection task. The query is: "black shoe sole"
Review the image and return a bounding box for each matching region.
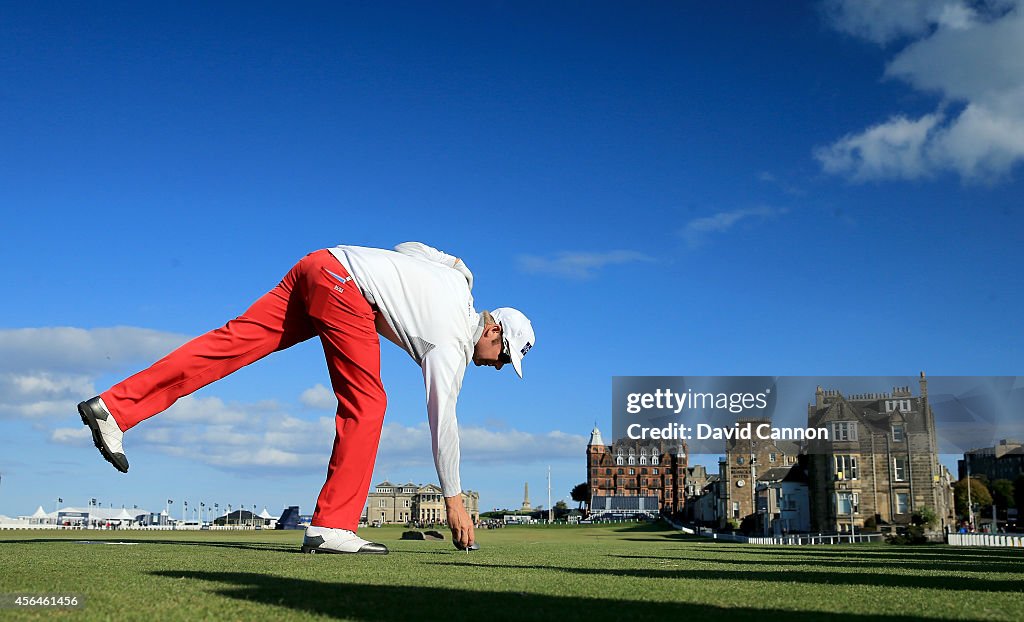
[78,399,129,473]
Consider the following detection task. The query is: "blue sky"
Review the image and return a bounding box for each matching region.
[2,1,1022,519]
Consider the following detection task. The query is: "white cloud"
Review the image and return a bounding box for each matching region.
[517,250,654,280]
[0,326,190,420]
[299,384,336,410]
[932,95,1024,177]
[207,448,312,468]
[680,206,789,248]
[48,390,584,475]
[161,395,252,425]
[48,393,339,471]
[375,422,586,469]
[0,326,189,373]
[822,0,984,45]
[816,114,941,180]
[9,326,582,478]
[50,427,91,447]
[460,428,586,464]
[0,372,95,419]
[818,0,1024,182]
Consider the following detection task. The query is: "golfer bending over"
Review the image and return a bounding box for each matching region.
[77,242,535,554]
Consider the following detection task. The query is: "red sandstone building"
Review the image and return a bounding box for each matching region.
[586,425,688,517]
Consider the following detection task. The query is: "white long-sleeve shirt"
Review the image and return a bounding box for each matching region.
[327,242,481,497]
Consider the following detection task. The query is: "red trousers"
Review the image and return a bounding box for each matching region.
[101,250,386,531]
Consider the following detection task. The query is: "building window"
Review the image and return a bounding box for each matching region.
[616,456,623,466]
[896,492,909,514]
[732,502,740,518]
[640,456,647,465]
[886,399,912,413]
[628,469,635,475]
[404,500,410,508]
[628,456,635,466]
[652,468,659,475]
[618,468,624,475]
[834,455,858,480]
[769,453,777,463]
[892,425,905,442]
[378,500,385,508]
[894,456,908,481]
[832,422,858,441]
[836,492,859,514]
[652,456,659,465]
[605,468,612,475]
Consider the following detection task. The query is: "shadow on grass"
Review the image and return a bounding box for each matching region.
[436,563,1024,593]
[605,522,676,534]
[0,538,298,554]
[608,553,1024,574]
[149,570,957,621]
[673,543,1024,560]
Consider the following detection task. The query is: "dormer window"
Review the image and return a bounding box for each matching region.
[832,422,858,441]
[885,399,912,413]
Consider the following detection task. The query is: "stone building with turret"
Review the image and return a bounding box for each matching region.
[586,425,688,516]
[805,373,955,533]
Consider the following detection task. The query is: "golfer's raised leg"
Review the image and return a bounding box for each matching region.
[79,255,318,472]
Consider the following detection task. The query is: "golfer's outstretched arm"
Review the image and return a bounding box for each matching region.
[422,346,476,548]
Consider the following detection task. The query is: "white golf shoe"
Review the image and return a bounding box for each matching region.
[78,396,129,473]
[301,526,389,555]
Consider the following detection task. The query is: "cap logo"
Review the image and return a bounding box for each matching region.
[521,342,532,356]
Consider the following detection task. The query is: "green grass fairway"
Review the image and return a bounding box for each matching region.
[1,522,1022,621]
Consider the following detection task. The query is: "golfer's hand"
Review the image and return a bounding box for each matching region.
[445,495,475,549]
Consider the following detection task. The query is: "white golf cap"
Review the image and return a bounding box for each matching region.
[491,307,535,379]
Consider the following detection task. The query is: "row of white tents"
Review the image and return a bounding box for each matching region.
[0,505,276,530]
